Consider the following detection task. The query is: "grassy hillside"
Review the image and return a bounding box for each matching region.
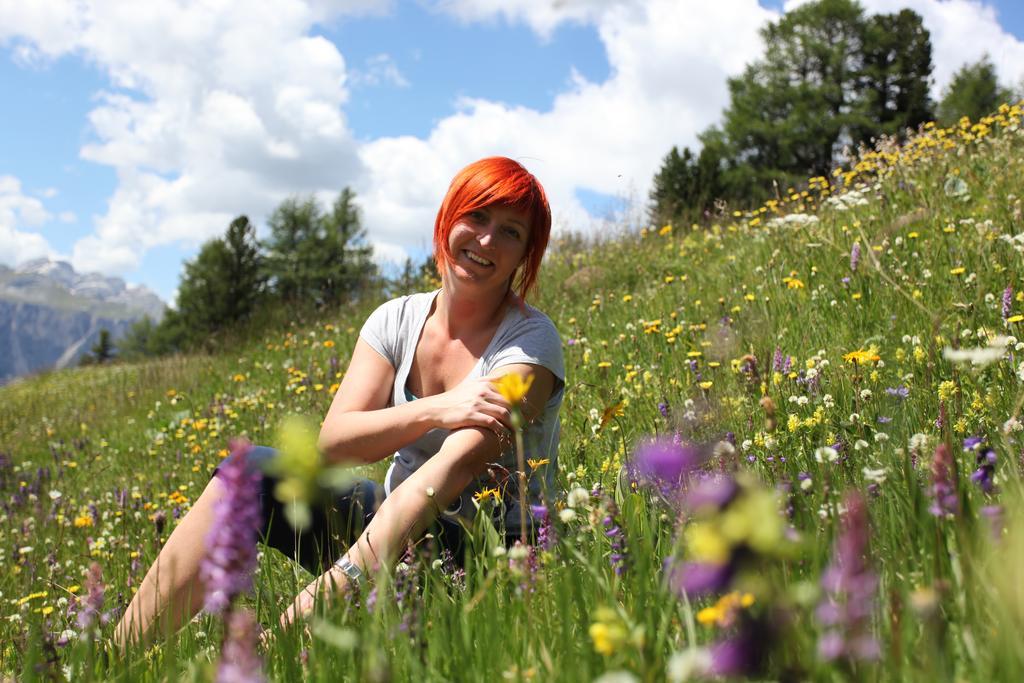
[3,105,1024,681]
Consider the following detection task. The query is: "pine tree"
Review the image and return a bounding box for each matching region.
[652,0,935,215]
[649,146,723,226]
[90,328,115,364]
[937,55,1013,125]
[720,0,867,194]
[856,9,933,142]
[175,215,266,344]
[262,189,376,306]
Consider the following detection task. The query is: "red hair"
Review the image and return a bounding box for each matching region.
[433,157,551,301]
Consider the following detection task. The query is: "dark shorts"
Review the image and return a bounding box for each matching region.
[214,446,480,574]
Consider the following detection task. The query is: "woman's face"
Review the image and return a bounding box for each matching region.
[446,204,530,291]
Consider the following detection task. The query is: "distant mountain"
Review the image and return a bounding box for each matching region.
[0,259,167,384]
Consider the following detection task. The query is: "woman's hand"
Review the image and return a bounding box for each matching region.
[278,568,348,630]
[421,374,514,436]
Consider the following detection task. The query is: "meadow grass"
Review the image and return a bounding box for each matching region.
[3,106,1024,681]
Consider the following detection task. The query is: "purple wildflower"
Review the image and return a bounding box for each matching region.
[76,562,108,631]
[658,401,670,419]
[631,437,705,487]
[772,347,784,373]
[707,622,775,678]
[394,544,420,636]
[201,439,263,615]
[602,498,628,576]
[885,386,909,399]
[664,559,733,596]
[816,491,880,663]
[1003,286,1013,320]
[531,504,556,551]
[782,355,792,374]
[964,438,997,495]
[216,608,265,683]
[850,242,861,272]
[929,444,959,518]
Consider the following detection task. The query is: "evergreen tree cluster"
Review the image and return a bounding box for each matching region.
[650,0,1019,226]
[120,188,379,359]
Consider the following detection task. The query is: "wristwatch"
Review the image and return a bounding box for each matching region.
[332,554,364,588]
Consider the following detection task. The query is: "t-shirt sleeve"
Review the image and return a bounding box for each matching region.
[486,315,565,395]
[359,298,400,368]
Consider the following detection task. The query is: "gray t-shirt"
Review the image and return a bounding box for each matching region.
[359,289,565,532]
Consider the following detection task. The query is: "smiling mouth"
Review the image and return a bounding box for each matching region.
[463,250,494,267]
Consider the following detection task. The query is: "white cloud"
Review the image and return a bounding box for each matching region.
[435,0,616,39]
[358,0,776,245]
[1,0,391,274]
[3,0,1021,290]
[0,175,57,266]
[784,0,1024,98]
[351,53,410,88]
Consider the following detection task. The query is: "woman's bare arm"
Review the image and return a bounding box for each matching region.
[317,339,517,465]
[286,363,555,623]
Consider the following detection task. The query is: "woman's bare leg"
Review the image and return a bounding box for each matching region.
[114,476,225,649]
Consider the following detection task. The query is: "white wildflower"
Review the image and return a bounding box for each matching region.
[943,336,1011,367]
[815,447,839,463]
[667,649,711,683]
[558,508,577,523]
[863,467,888,484]
[713,441,736,458]
[567,487,590,509]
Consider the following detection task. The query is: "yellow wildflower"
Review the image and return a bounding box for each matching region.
[589,608,629,656]
[473,487,501,504]
[937,380,958,401]
[697,592,756,628]
[843,349,880,365]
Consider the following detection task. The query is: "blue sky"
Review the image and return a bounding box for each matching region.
[2,0,1023,303]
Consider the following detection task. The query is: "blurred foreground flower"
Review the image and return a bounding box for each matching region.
[816,491,880,664]
[929,443,960,519]
[492,371,534,405]
[268,415,353,530]
[202,439,262,614]
[656,469,795,679]
[589,606,642,657]
[76,562,108,633]
[942,336,1011,367]
[217,608,265,683]
[665,474,787,597]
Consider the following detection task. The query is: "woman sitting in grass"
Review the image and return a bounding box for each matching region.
[115,156,565,646]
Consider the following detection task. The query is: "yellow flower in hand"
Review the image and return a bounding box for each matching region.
[493,372,534,404]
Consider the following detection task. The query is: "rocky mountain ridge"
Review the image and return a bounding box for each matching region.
[0,259,167,384]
